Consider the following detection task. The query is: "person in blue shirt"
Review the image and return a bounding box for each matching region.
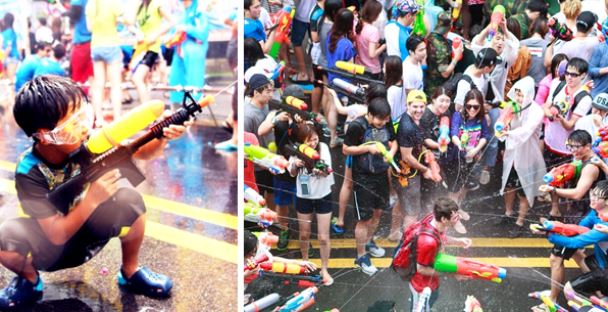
[14,42,52,92]
[69,0,94,85]
[34,44,66,78]
[383,0,418,61]
[325,8,356,83]
[244,0,274,53]
[589,18,608,99]
[2,13,20,82]
[545,180,608,297]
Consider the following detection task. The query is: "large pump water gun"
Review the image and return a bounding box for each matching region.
[269,61,286,84]
[320,80,365,104]
[543,160,582,188]
[268,97,323,123]
[529,290,570,312]
[317,64,383,85]
[433,253,507,283]
[548,17,573,44]
[258,270,323,289]
[284,143,333,174]
[332,78,365,98]
[47,96,214,212]
[438,116,451,153]
[244,293,281,312]
[530,220,589,237]
[487,5,505,42]
[244,202,277,228]
[277,286,318,312]
[361,141,401,173]
[269,6,295,59]
[564,286,608,311]
[245,185,266,206]
[244,144,289,175]
[424,151,442,182]
[451,0,462,22]
[494,100,520,140]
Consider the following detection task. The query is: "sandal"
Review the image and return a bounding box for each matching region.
[530,303,550,312]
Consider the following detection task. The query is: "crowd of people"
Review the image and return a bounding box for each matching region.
[244,0,608,310]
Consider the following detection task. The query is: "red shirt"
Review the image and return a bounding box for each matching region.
[410,214,445,292]
[244,132,259,192]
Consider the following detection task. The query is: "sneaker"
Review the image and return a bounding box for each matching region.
[331,217,345,234]
[0,276,43,309]
[277,229,290,251]
[354,254,378,276]
[117,267,173,298]
[365,240,385,257]
[480,169,490,185]
[465,180,480,191]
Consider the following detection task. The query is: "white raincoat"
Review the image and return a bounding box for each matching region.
[500,77,547,206]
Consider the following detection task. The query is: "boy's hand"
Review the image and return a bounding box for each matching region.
[87,169,121,207]
[161,111,192,140]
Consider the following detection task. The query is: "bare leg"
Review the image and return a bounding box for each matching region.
[572,250,590,273]
[297,212,313,260]
[132,64,151,104]
[92,61,108,119]
[120,214,146,277]
[366,209,382,243]
[550,193,561,217]
[389,198,404,239]
[276,204,290,228]
[549,254,565,301]
[504,187,516,216]
[316,212,332,280]
[355,220,370,257]
[321,88,338,145]
[0,251,37,283]
[293,46,309,80]
[337,167,352,227]
[516,194,529,227]
[108,61,124,119]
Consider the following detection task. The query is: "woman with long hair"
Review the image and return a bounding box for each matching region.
[354,0,386,79]
[325,8,356,83]
[384,55,405,122]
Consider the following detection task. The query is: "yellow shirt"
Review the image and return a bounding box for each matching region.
[136,0,163,53]
[86,0,124,48]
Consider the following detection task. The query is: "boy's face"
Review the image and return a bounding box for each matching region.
[407,100,426,122]
[513,88,524,105]
[566,139,590,160]
[34,101,93,151]
[248,0,262,19]
[253,84,274,103]
[565,65,585,88]
[491,33,504,54]
[369,114,390,128]
[412,42,427,64]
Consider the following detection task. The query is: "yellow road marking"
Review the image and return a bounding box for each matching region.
[287,237,557,249]
[0,162,237,230]
[0,178,237,263]
[306,257,579,269]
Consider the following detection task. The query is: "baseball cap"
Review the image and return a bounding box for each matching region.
[393,0,420,17]
[407,89,427,104]
[248,74,271,91]
[475,48,502,68]
[435,12,452,35]
[576,11,597,32]
[592,93,608,111]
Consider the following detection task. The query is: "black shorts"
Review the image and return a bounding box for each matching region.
[570,256,608,296]
[353,172,389,221]
[312,65,326,88]
[162,46,175,66]
[505,167,526,197]
[140,51,159,68]
[550,244,578,260]
[0,188,145,272]
[296,194,333,214]
[254,170,274,196]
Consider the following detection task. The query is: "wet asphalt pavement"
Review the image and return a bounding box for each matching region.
[0,79,238,311]
[247,138,588,311]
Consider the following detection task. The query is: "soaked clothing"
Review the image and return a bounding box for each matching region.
[1,147,145,271]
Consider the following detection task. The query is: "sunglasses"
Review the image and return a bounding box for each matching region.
[565,143,584,151]
[466,104,480,111]
[565,71,582,78]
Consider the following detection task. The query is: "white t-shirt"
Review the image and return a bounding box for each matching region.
[402,57,423,91]
[454,70,488,108]
[544,79,593,154]
[292,143,335,199]
[574,114,608,143]
[387,84,406,121]
[384,22,402,57]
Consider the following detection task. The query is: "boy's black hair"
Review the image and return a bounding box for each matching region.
[526,0,548,16]
[434,197,459,222]
[244,0,254,11]
[406,35,425,54]
[592,180,608,200]
[567,57,589,75]
[367,97,391,119]
[244,230,258,257]
[3,13,13,28]
[53,44,66,60]
[13,76,87,137]
[324,0,343,21]
[365,83,387,104]
[568,129,592,146]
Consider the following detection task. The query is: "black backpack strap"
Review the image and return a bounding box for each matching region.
[572,90,590,113]
[461,75,475,90]
[551,80,567,103]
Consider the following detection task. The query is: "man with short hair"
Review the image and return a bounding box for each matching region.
[575,93,608,142]
[454,48,500,111]
[384,0,419,61]
[424,12,463,96]
[402,35,427,95]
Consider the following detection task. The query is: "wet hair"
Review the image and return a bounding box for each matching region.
[551,53,569,78]
[36,41,52,54]
[567,57,589,75]
[329,9,354,53]
[244,230,258,257]
[324,0,343,22]
[39,17,47,26]
[462,89,485,121]
[406,35,425,54]
[3,13,13,28]
[431,86,452,101]
[383,55,403,87]
[365,83,387,103]
[567,129,592,146]
[592,180,608,199]
[529,17,548,38]
[367,97,391,119]
[244,0,256,11]
[433,197,459,222]
[13,76,87,137]
[294,123,319,149]
[53,44,66,60]
[244,37,264,71]
[507,17,521,40]
[355,0,383,35]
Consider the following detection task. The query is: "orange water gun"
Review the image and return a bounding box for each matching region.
[269,6,294,59]
[543,160,582,188]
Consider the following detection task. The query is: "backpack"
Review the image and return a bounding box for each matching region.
[505,46,532,95]
[442,73,476,102]
[353,117,391,174]
[391,218,441,281]
[550,80,590,114]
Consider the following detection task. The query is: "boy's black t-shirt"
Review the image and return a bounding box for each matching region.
[344,116,395,175]
[419,107,450,141]
[396,112,425,160]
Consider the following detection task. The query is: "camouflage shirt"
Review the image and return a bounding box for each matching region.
[424,32,452,96]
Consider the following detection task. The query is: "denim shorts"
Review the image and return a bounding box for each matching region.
[290,19,309,46]
[91,46,123,63]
